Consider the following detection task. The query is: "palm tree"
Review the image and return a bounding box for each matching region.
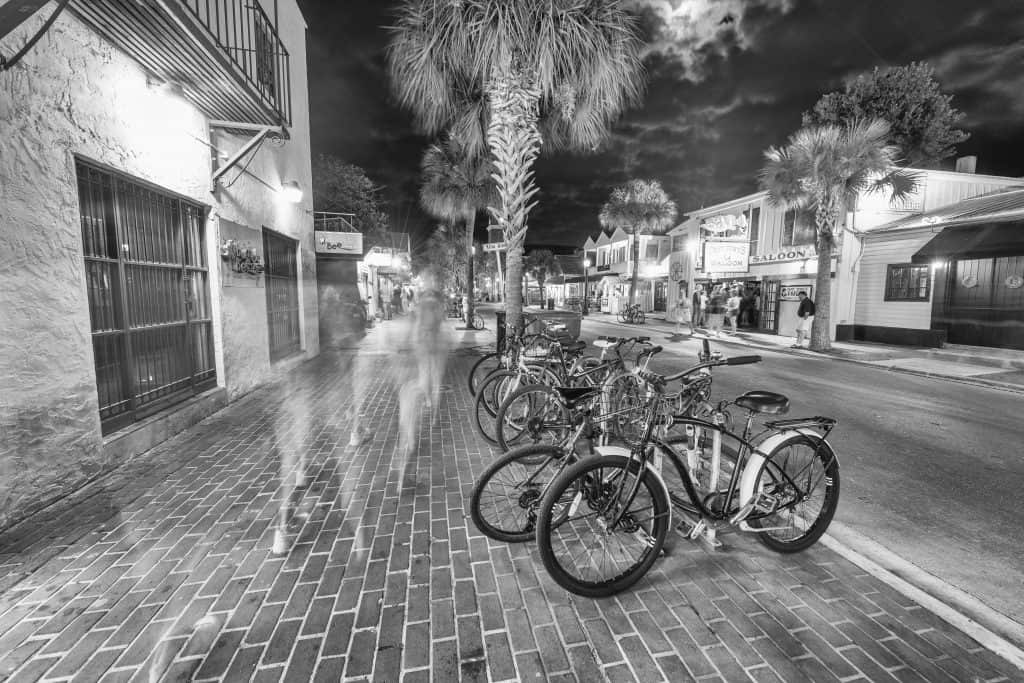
[759,119,918,351]
[525,249,560,307]
[420,137,496,326]
[388,0,645,331]
[599,180,678,307]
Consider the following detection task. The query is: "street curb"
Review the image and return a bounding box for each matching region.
[822,522,1024,672]
[593,316,1024,394]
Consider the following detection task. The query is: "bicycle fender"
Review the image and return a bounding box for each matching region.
[737,429,839,508]
[594,446,672,528]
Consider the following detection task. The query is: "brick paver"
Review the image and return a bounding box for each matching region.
[0,320,1021,682]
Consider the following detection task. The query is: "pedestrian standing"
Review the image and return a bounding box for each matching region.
[793,291,815,348]
[708,285,725,337]
[725,288,741,334]
[691,284,706,329]
[675,284,692,335]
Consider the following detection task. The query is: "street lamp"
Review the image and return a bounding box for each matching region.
[582,257,591,316]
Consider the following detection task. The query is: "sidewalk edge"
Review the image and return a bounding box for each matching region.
[822,521,1024,672]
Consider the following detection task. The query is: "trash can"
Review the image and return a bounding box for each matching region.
[495,310,507,353]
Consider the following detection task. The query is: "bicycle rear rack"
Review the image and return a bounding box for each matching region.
[763,416,836,431]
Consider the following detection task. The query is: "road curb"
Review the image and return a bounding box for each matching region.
[823,521,1024,672]
[592,316,1024,394]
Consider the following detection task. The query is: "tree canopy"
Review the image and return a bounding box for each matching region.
[802,62,969,168]
[311,155,390,246]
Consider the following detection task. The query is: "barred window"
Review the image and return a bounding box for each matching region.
[885,263,931,301]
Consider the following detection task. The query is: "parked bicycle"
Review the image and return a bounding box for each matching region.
[617,303,645,325]
[534,346,840,597]
[469,342,722,545]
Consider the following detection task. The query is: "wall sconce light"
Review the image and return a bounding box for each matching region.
[932,259,945,270]
[280,180,303,203]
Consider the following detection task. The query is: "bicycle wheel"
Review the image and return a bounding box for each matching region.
[600,373,646,445]
[616,310,627,323]
[470,444,577,542]
[468,352,503,397]
[473,371,523,444]
[747,434,840,553]
[536,455,670,598]
[495,384,573,452]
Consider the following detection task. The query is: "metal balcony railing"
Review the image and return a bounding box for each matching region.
[69,0,292,126]
[179,0,292,124]
[314,212,358,233]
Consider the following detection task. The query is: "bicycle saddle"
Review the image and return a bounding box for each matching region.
[734,390,790,415]
[554,386,601,407]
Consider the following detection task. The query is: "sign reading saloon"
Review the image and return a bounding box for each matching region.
[749,246,837,265]
[315,231,362,256]
[703,242,749,273]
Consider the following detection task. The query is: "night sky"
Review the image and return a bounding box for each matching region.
[297,0,1024,251]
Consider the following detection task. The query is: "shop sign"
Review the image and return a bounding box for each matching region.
[750,246,821,264]
[701,213,749,241]
[702,242,749,273]
[780,284,812,301]
[315,230,362,255]
[597,264,611,272]
[483,241,507,252]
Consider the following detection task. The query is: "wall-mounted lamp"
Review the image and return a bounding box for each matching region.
[584,258,591,268]
[932,259,945,270]
[280,180,303,204]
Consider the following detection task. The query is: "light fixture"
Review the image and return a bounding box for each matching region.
[932,259,945,270]
[280,180,303,203]
[584,258,591,268]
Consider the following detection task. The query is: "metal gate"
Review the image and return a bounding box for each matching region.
[263,229,301,360]
[77,160,216,434]
[759,280,781,333]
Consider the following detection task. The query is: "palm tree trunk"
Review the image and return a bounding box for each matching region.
[810,232,833,351]
[505,243,525,331]
[465,211,475,326]
[485,66,542,333]
[629,233,640,307]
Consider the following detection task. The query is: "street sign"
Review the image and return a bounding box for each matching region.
[483,242,507,252]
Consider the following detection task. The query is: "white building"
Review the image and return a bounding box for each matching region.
[662,165,1024,343]
[582,229,672,315]
[0,1,316,530]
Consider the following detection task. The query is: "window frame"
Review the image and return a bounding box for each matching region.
[884,263,932,302]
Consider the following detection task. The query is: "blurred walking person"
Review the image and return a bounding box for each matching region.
[398,272,450,456]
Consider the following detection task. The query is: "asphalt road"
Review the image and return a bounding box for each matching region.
[578,316,1024,626]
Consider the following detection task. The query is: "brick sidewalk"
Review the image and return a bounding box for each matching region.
[0,321,1020,682]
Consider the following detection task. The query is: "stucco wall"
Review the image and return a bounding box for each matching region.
[0,3,315,530]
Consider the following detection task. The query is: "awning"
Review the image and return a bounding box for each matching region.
[912,221,1024,263]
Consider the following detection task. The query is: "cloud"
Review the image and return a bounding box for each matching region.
[625,0,796,82]
[929,42,1024,124]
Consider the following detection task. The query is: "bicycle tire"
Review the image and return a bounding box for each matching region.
[495,384,573,453]
[472,371,522,444]
[468,352,503,397]
[470,443,576,543]
[747,434,840,553]
[616,310,627,323]
[536,455,670,598]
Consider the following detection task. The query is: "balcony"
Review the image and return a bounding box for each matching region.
[69,0,291,127]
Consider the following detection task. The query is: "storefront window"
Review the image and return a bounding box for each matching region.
[885,263,931,301]
[783,209,815,246]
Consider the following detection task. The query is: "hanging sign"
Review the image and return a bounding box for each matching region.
[702,242,749,273]
[315,231,362,255]
[780,284,812,301]
[701,213,749,241]
[483,241,507,252]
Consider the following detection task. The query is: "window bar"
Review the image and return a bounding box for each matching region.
[111,180,138,418]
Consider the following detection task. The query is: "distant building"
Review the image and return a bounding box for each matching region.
[579,230,672,315]
[660,164,1024,346]
[0,1,316,530]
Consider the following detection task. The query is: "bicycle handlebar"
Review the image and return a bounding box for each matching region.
[725,355,762,366]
